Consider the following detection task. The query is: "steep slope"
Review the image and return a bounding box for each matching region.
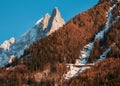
[24,0,110,71]
[88,0,120,62]
[64,0,120,79]
[45,7,65,35]
[0,7,65,67]
[63,58,120,86]
[22,0,119,83]
[0,0,120,85]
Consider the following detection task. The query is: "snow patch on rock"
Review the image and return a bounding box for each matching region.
[0,37,15,50]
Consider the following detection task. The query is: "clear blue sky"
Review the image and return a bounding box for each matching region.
[0,0,98,44]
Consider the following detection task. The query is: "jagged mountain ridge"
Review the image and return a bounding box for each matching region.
[25,0,110,68]
[22,0,120,84]
[0,7,65,67]
[0,0,120,85]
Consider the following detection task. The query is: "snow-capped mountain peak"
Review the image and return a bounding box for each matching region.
[9,37,15,44]
[0,7,65,67]
[41,13,51,30]
[47,7,65,34]
[52,7,60,17]
[35,18,43,26]
[35,13,50,30]
[0,37,15,50]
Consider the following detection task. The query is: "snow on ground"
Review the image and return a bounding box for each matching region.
[64,42,94,80]
[94,4,116,41]
[64,64,80,80]
[64,64,91,80]
[64,2,117,80]
[97,48,111,62]
[76,42,94,64]
[64,42,93,80]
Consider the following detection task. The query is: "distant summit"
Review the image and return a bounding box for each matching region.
[0,37,15,50]
[41,13,50,30]
[48,7,65,34]
[0,7,65,67]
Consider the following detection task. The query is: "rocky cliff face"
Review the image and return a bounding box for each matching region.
[0,7,65,67]
[48,7,65,34]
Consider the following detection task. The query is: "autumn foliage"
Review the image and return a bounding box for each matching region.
[64,58,120,86]
[88,1,120,62]
[0,0,120,85]
[24,0,110,71]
